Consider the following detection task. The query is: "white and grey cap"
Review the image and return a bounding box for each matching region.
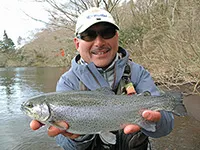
[75,7,119,35]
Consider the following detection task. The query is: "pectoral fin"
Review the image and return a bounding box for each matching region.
[48,121,67,130]
[137,119,156,132]
[99,132,116,145]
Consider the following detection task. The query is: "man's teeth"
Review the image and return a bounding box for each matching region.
[91,49,110,55]
[97,51,106,55]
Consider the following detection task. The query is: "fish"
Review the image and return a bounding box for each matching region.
[21,87,187,144]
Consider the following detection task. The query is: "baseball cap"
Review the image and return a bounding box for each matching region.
[75,7,119,35]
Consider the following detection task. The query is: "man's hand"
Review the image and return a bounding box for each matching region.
[30,120,80,139]
[123,110,161,134]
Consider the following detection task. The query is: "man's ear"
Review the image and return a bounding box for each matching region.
[116,31,119,38]
[73,37,79,50]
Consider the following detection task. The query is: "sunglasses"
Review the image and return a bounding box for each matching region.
[77,27,117,42]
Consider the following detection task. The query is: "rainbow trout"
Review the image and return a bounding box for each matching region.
[21,88,186,144]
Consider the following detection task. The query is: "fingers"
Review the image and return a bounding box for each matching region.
[47,121,68,137]
[30,120,44,130]
[48,126,63,137]
[47,122,80,139]
[62,132,80,139]
[48,127,80,139]
[142,110,161,122]
[30,120,79,139]
[123,124,141,134]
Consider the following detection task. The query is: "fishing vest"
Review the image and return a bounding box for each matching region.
[79,63,149,150]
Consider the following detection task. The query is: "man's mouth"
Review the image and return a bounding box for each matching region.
[91,48,110,55]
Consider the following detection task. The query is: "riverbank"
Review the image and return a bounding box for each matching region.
[1,50,200,95]
[0,51,73,68]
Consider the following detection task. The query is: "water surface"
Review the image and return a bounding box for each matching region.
[0,67,66,150]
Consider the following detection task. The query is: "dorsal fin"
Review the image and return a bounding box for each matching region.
[95,87,115,95]
[137,91,151,96]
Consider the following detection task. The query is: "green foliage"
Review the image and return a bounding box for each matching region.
[0,30,15,52]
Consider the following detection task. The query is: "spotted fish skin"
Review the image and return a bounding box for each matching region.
[21,88,186,134]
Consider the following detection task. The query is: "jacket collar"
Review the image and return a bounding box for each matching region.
[71,47,130,90]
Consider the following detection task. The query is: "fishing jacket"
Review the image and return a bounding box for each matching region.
[55,47,174,150]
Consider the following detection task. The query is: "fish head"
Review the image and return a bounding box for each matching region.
[21,97,50,122]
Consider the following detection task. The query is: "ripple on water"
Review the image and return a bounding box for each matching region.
[0,67,66,150]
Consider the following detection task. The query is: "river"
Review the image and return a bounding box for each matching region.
[0,67,199,150]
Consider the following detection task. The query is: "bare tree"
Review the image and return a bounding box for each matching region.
[44,0,122,30]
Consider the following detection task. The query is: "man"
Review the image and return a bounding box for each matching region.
[30,7,174,150]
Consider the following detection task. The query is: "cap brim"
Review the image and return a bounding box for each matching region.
[76,21,119,34]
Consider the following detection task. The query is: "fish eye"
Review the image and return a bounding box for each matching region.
[26,102,34,108]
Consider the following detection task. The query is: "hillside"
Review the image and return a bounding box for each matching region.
[18,28,76,67]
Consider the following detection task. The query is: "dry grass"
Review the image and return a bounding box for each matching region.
[117,0,200,93]
[125,28,200,93]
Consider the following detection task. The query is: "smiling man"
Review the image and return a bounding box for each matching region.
[30,7,174,150]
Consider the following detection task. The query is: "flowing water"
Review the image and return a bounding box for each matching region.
[0,67,199,150]
[0,67,66,150]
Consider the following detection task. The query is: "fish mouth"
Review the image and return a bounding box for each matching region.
[21,106,30,114]
[20,104,32,115]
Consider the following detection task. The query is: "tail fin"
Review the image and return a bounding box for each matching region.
[174,101,187,117]
[165,91,187,116]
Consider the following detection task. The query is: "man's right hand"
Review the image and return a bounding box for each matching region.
[30,120,80,139]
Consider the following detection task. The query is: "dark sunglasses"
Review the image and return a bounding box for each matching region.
[77,27,117,42]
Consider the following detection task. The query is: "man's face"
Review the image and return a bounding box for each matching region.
[74,23,119,68]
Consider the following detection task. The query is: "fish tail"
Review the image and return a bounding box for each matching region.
[166,91,187,116]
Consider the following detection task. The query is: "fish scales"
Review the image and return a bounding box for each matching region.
[21,88,186,135]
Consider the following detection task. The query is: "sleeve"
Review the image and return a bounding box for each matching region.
[131,63,160,96]
[130,63,174,138]
[56,70,79,91]
[56,134,95,150]
[141,111,174,138]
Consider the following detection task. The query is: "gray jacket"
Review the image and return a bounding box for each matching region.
[55,47,174,150]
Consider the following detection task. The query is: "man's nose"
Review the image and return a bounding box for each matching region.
[93,35,106,46]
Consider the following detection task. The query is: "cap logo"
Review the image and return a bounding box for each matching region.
[86,14,107,19]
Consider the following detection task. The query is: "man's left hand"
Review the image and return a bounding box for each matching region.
[123,110,161,134]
